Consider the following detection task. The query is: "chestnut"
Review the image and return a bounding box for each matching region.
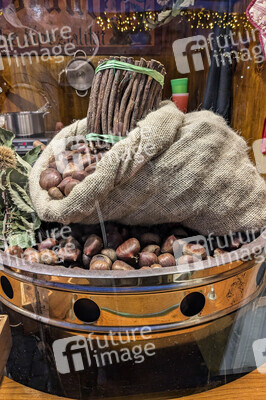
[158,253,176,268]
[138,252,158,267]
[38,238,57,251]
[48,187,64,200]
[213,248,228,257]
[84,234,103,257]
[23,248,40,263]
[72,143,89,154]
[57,176,72,193]
[72,170,88,181]
[90,260,110,270]
[59,238,66,248]
[58,247,81,263]
[161,235,178,254]
[116,238,140,263]
[140,233,161,246]
[106,231,123,249]
[5,245,23,258]
[101,248,117,262]
[183,243,207,260]
[177,255,199,265]
[85,163,97,175]
[229,237,242,250]
[79,154,96,169]
[48,160,57,169]
[62,162,80,179]
[91,254,112,269]
[64,179,79,196]
[151,264,163,269]
[142,244,160,256]
[39,250,58,265]
[82,254,91,268]
[65,236,81,249]
[170,227,188,238]
[112,260,135,271]
[40,168,62,190]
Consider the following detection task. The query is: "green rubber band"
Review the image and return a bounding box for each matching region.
[86,133,126,144]
[95,60,164,87]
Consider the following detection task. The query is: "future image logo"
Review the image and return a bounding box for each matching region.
[172,29,263,74]
[53,336,92,374]
[52,328,156,374]
[172,35,210,74]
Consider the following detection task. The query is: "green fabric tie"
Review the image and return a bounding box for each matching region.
[86,133,126,144]
[95,60,164,87]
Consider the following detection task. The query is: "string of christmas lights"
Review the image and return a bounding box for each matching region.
[96,9,253,33]
[180,9,253,30]
[96,11,157,32]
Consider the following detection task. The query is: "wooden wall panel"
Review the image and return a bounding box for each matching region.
[0,8,265,155]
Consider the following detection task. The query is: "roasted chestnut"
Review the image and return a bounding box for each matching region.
[116,238,140,263]
[38,238,57,251]
[138,251,158,267]
[39,168,62,190]
[161,235,178,254]
[5,245,23,258]
[84,235,103,257]
[112,260,135,271]
[183,243,207,259]
[48,187,64,200]
[64,179,79,196]
[158,253,176,268]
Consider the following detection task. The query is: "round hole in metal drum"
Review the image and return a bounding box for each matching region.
[180,292,205,317]
[0,276,14,299]
[256,262,265,287]
[74,298,100,323]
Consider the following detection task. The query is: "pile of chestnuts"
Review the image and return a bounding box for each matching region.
[4,222,250,272]
[39,141,109,199]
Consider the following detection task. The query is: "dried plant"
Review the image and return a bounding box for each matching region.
[0,145,17,170]
[0,127,41,249]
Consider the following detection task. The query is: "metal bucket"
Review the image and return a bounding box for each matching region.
[0,234,265,398]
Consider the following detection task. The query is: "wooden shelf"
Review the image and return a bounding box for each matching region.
[0,365,265,400]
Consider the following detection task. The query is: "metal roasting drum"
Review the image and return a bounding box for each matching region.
[0,234,265,399]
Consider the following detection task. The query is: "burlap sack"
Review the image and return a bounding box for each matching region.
[29,101,266,235]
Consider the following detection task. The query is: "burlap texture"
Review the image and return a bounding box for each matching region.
[29,101,266,235]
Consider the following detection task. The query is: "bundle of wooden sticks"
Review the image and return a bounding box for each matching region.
[87,56,166,137]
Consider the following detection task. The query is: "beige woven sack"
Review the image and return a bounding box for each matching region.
[29,101,266,235]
